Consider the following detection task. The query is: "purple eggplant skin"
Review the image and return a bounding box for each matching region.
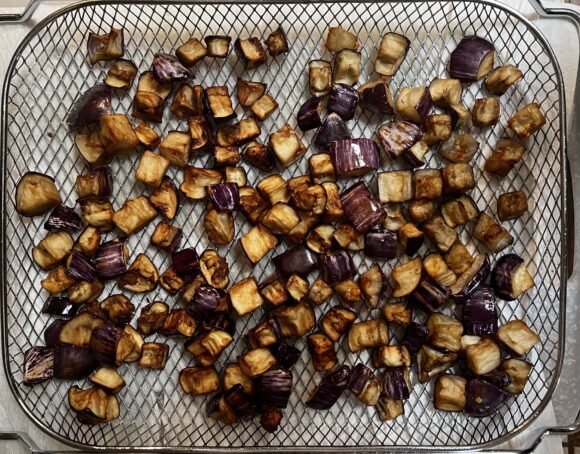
[44,205,83,231]
[340,182,386,233]
[314,113,352,152]
[449,36,495,82]
[224,384,257,419]
[330,138,380,177]
[465,378,510,418]
[172,248,200,278]
[53,344,98,380]
[23,346,55,385]
[348,364,373,396]
[254,368,293,409]
[454,255,491,301]
[67,84,113,130]
[89,322,122,366]
[66,252,97,282]
[490,254,527,301]
[186,284,228,316]
[77,167,112,199]
[297,97,323,132]
[199,313,236,336]
[402,322,430,357]
[364,230,397,260]
[359,80,394,116]
[382,368,410,400]
[462,285,498,336]
[44,319,69,347]
[410,278,451,312]
[94,238,127,280]
[327,84,360,121]
[42,297,79,317]
[306,366,351,410]
[152,53,191,83]
[479,371,512,390]
[377,121,423,158]
[272,342,301,369]
[207,183,239,211]
[272,244,319,277]
[320,250,356,284]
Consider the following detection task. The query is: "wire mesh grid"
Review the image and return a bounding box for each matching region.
[0,0,564,450]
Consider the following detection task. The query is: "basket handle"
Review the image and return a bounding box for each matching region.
[0,0,50,24]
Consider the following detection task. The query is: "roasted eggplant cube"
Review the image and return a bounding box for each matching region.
[320,306,356,341]
[176,38,208,66]
[322,182,344,222]
[473,213,514,253]
[205,86,236,123]
[112,196,157,235]
[187,116,212,154]
[309,153,336,184]
[382,301,412,326]
[205,35,231,58]
[501,359,532,394]
[491,253,534,301]
[309,60,332,96]
[417,345,457,383]
[261,203,300,235]
[237,186,267,224]
[304,277,331,306]
[213,146,240,167]
[97,295,134,325]
[198,249,229,290]
[396,222,423,256]
[471,96,500,128]
[377,171,413,203]
[137,71,172,100]
[87,28,124,64]
[441,195,479,228]
[395,87,433,124]
[465,338,501,375]
[159,308,197,337]
[383,206,407,233]
[348,319,389,353]
[32,230,74,270]
[179,366,219,396]
[423,114,452,145]
[247,319,281,349]
[358,80,394,116]
[375,32,410,77]
[243,141,275,172]
[429,78,462,108]
[75,132,111,167]
[325,26,359,52]
[308,333,337,371]
[373,346,411,368]
[134,122,160,149]
[423,215,457,253]
[485,64,524,95]
[358,263,385,308]
[118,253,159,293]
[224,363,253,393]
[137,301,169,335]
[268,124,307,167]
[306,224,334,254]
[272,300,316,337]
[497,191,528,221]
[496,320,540,357]
[68,386,120,424]
[170,84,204,119]
[78,199,112,233]
[285,274,309,301]
[159,266,186,295]
[240,224,278,264]
[67,280,104,304]
[229,277,263,316]
[234,37,267,69]
[135,151,170,188]
[181,167,222,200]
[440,130,480,164]
[333,279,361,305]
[238,348,277,377]
[186,330,233,365]
[41,266,76,294]
[203,209,235,246]
[259,274,289,306]
[507,103,546,139]
[391,257,423,297]
[376,395,404,421]
[237,79,267,108]
[442,163,475,194]
[139,342,169,369]
[159,131,191,167]
[89,367,126,394]
[132,91,165,123]
[265,26,289,56]
[426,313,463,353]
[434,374,466,412]
[250,94,279,121]
[151,222,182,253]
[413,169,442,200]
[216,118,261,147]
[408,200,436,224]
[99,114,139,154]
[149,178,179,220]
[333,49,361,86]
[444,242,473,275]
[75,168,111,199]
[485,138,526,177]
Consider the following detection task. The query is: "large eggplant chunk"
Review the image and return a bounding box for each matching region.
[41,266,76,294]
[333,49,361,86]
[423,115,452,146]
[417,345,457,383]
[243,141,275,172]
[16,172,62,217]
[327,84,360,120]
[159,131,191,167]
[224,363,253,394]
[491,254,534,301]
[426,313,463,353]
[89,322,125,366]
[440,130,480,164]
[198,249,229,290]
[450,253,490,297]
[247,319,281,349]
[75,131,110,166]
[383,301,412,326]
[137,301,169,336]
[507,103,546,139]
[272,300,316,338]
[364,230,397,260]
[465,379,510,417]
[250,93,279,121]
[307,333,337,371]
[66,252,97,282]
[268,124,307,167]
[151,222,182,253]
[272,244,318,277]
[348,364,382,406]
[341,182,385,233]
[472,96,500,128]
[485,64,523,95]
[359,263,386,308]
[139,342,169,369]
[306,224,334,254]
[238,348,277,377]
[309,60,332,96]
[448,36,495,82]
[216,118,261,147]
[254,368,293,408]
[132,91,165,123]
[94,238,128,280]
[429,78,462,107]
[229,277,263,316]
[497,191,528,221]
[234,37,267,68]
[501,359,532,394]
[307,365,351,410]
[285,274,309,302]
[395,87,432,123]
[68,84,113,130]
[259,273,289,306]
[75,168,112,199]
[434,374,467,412]
[179,366,220,396]
[205,86,236,123]
[410,278,450,312]
[320,250,355,284]
[320,306,357,341]
[54,344,98,380]
[391,257,422,297]
[186,284,228,316]
[99,114,139,154]
[423,216,457,253]
[87,28,124,64]
[105,59,138,89]
[135,151,170,188]
[348,319,389,353]
[333,279,360,306]
[265,26,289,56]
[375,32,410,77]
[444,242,473,275]
[181,167,222,200]
[325,27,359,52]
[159,266,185,295]
[465,338,501,375]
[373,346,411,369]
[462,286,498,336]
[377,121,423,158]
[473,213,514,253]
[297,96,323,131]
[441,195,479,228]
[413,169,443,201]
[90,366,126,394]
[44,319,68,347]
[330,138,379,177]
[376,395,404,421]
[381,367,411,400]
[358,80,394,116]
[68,386,120,424]
[240,224,278,265]
[23,347,54,385]
[314,113,351,152]
[205,35,231,58]
[442,163,475,194]
[377,171,413,204]
[176,38,208,66]
[402,322,429,357]
[99,295,135,325]
[78,197,114,231]
[207,393,238,425]
[113,196,157,235]
[496,320,540,357]
[409,200,436,224]
[159,308,197,337]
[45,205,82,232]
[152,53,191,82]
[33,231,74,270]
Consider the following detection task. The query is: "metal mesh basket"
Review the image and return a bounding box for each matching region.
[0,0,567,450]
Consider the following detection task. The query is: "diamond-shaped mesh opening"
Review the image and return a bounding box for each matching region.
[1,0,564,451]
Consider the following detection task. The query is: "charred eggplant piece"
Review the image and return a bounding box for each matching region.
[471,96,500,128]
[485,65,523,95]
[449,36,495,81]
[397,223,424,256]
[247,319,281,349]
[228,277,262,316]
[75,131,110,166]
[285,274,309,302]
[205,35,231,57]
[444,242,473,275]
[381,367,411,400]
[181,167,222,200]
[187,284,228,315]
[303,277,331,306]
[236,78,266,108]
[87,28,124,64]
[391,257,422,297]
[99,114,139,154]
[170,85,204,119]
[271,244,317,278]
[158,131,191,167]
[250,94,279,121]
[179,366,220,396]
[139,342,169,369]
[441,195,479,228]
[309,60,332,96]
[403,322,430,357]
[205,86,236,123]
[259,273,289,306]
[375,32,410,77]
[118,253,159,293]
[68,385,119,424]
[176,37,207,66]
[16,172,62,217]
[240,224,278,265]
[272,299,316,338]
[358,80,394,116]
[137,301,169,335]
[41,274,76,300]
[473,213,514,253]
[333,279,361,305]
[417,345,457,383]
[320,306,356,342]
[224,363,253,394]
[348,319,389,353]
[442,163,475,194]
[159,266,185,295]
[68,84,113,130]
[67,280,104,304]
[491,254,534,301]
[423,114,452,145]
[217,118,261,147]
[376,395,404,421]
[235,37,267,68]
[497,191,528,221]
[159,309,197,337]
[383,301,412,326]
[307,365,351,410]
[264,26,289,57]
[113,196,157,235]
[308,333,337,371]
[409,200,436,224]
[507,103,546,139]
[325,27,359,52]
[238,348,276,377]
[333,49,361,86]
[104,59,137,89]
[377,120,423,158]
[150,222,182,253]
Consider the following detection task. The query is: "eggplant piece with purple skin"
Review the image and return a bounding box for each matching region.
[42,297,78,317]
[23,346,54,385]
[307,365,351,410]
[53,344,98,380]
[348,364,382,406]
[451,253,490,298]
[364,230,397,260]
[314,113,351,152]
[186,284,228,316]
[205,35,231,58]
[395,87,433,123]
[272,342,301,369]
[330,138,380,177]
[320,250,355,284]
[66,252,97,282]
[207,183,239,211]
[358,80,394,116]
[254,368,293,409]
[382,367,411,400]
[341,182,386,233]
[297,96,323,131]
[272,244,319,277]
[234,37,267,69]
[377,120,423,158]
[462,285,498,336]
[247,319,281,349]
[490,254,534,301]
[478,370,512,390]
[152,53,191,83]
[94,238,128,280]
[320,306,357,341]
[359,263,386,308]
[89,322,124,366]
[76,167,112,199]
[44,205,83,231]
[67,84,113,130]
[44,319,68,347]
[87,28,124,64]
[410,277,450,312]
[501,359,532,394]
[402,322,430,358]
[348,319,389,353]
[327,84,360,121]
[199,313,236,336]
[172,248,199,278]
[465,378,510,417]
[448,36,495,82]
[224,384,257,419]
[398,223,424,256]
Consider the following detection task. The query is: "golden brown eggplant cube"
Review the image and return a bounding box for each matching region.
[265,26,289,57]
[268,124,307,167]
[139,342,169,369]
[136,151,170,188]
[180,166,222,200]
[442,163,475,194]
[507,103,546,139]
[112,196,158,235]
[484,138,526,177]
[159,131,191,167]
[205,86,236,122]
[471,96,500,128]
[238,186,268,223]
[229,277,264,316]
[307,333,337,371]
[257,174,289,205]
[250,94,279,121]
[497,191,528,221]
[176,38,208,66]
[240,224,278,264]
[309,153,336,184]
[134,122,161,149]
[170,84,204,118]
[234,37,267,69]
[413,169,443,200]
[99,114,139,154]
[204,35,231,58]
[443,242,474,275]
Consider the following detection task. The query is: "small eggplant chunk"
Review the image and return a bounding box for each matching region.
[240,224,279,265]
[307,277,333,306]
[496,320,540,357]
[358,263,386,308]
[68,280,105,304]
[325,26,359,52]
[497,191,528,221]
[327,84,360,121]
[309,60,332,96]
[159,266,186,295]
[444,242,473,275]
[137,301,169,335]
[297,96,323,132]
[238,348,277,377]
[413,169,442,200]
[330,138,379,177]
[160,308,197,337]
[442,163,475,194]
[180,167,222,200]
[185,330,233,366]
[90,239,126,280]
[348,319,389,353]
[507,103,546,139]
[441,195,479,228]
[315,112,351,153]
[423,216,457,253]
[235,37,267,68]
[159,131,191,167]
[376,395,404,421]
[59,313,105,348]
[341,182,386,233]
[68,84,113,131]
[16,172,62,217]
[391,257,422,297]
[216,118,261,147]
[179,366,219,396]
[224,363,253,393]
[118,253,159,293]
[377,120,423,158]
[205,35,231,57]
[417,345,457,383]
[465,379,511,418]
[41,266,77,294]
[237,78,266,108]
[261,203,300,235]
[151,53,191,83]
[500,359,532,394]
[320,306,356,341]
[272,300,316,338]
[99,114,139,154]
[68,386,119,424]
[207,393,238,425]
[395,87,432,124]
[448,35,495,82]
[429,78,462,107]
[247,319,281,349]
[268,124,307,167]
[261,408,283,432]
[176,38,208,66]
[132,91,165,123]
[411,277,450,312]
[170,85,204,119]
[409,200,437,224]
[73,227,101,258]
[75,168,112,200]
[398,223,424,256]
[358,80,394,116]
[465,337,501,375]
[423,114,452,145]
[440,130,480,164]
[491,254,534,301]
[375,32,410,77]
[308,333,337,371]
[149,178,179,220]
[434,374,467,412]
[139,342,169,369]
[87,28,124,64]
[250,94,279,121]
[90,366,126,393]
[449,253,490,296]
[484,138,526,177]
[333,49,361,86]
[33,231,74,270]
[136,151,170,188]
[377,171,413,203]
[348,364,382,406]
[151,222,182,253]
[333,279,361,305]
[473,213,514,253]
[100,295,135,325]
[230,277,263,316]
[373,346,411,368]
[285,274,309,302]
[383,301,412,326]
[426,313,463,353]
[75,132,110,166]
[485,64,524,95]
[243,141,275,172]
[471,96,500,128]
[381,367,412,400]
[309,154,336,184]
[260,274,289,306]
[113,196,157,235]
[205,86,236,123]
